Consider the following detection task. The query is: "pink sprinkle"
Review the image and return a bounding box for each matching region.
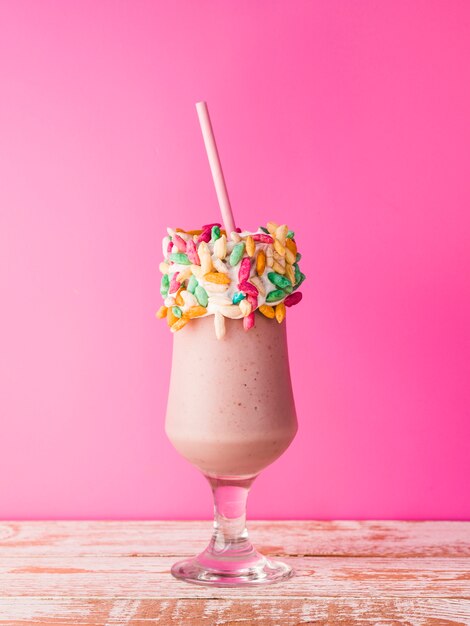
[169,275,180,294]
[239,280,258,297]
[246,293,258,310]
[238,257,251,282]
[166,239,173,255]
[252,233,274,243]
[284,291,303,307]
[186,239,200,264]
[172,234,187,252]
[201,222,221,230]
[243,312,255,331]
[196,228,211,243]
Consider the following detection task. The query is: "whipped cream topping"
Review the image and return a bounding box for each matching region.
[156,223,305,337]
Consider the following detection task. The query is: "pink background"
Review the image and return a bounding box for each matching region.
[1,1,469,520]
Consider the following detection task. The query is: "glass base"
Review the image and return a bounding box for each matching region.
[171,550,293,587]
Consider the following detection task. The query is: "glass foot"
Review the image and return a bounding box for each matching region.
[171,550,293,587]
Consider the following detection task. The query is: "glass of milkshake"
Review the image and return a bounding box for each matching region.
[157,220,305,586]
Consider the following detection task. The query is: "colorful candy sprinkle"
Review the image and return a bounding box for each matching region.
[186,305,207,318]
[171,316,189,332]
[160,274,170,297]
[186,240,200,265]
[238,257,251,282]
[157,221,306,338]
[239,280,258,297]
[275,302,286,323]
[245,235,255,257]
[172,234,187,252]
[229,242,245,266]
[187,275,198,294]
[205,272,231,285]
[266,289,285,303]
[256,250,266,275]
[214,234,227,259]
[232,291,246,304]
[267,272,292,290]
[195,285,209,307]
[170,252,191,265]
[252,233,274,244]
[284,291,303,307]
[259,304,275,319]
[155,305,167,319]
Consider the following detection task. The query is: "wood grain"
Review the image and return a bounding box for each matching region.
[1,520,469,557]
[0,521,468,625]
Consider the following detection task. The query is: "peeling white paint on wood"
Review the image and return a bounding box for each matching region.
[0,521,468,624]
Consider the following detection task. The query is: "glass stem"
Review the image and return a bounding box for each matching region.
[205,475,258,560]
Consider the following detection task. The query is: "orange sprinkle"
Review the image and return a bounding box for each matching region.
[259,304,275,319]
[275,302,286,323]
[186,306,207,318]
[204,272,231,285]
[256,250,266,275]
[155,306,167,319]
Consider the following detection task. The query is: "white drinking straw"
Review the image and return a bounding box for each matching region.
[195,101,236,235]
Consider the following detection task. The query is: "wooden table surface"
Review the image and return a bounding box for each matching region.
[0,521,469,625]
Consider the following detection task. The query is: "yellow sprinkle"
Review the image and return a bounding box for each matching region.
[175,288,184,306]
[275,224,288,246]
[272,260,286,275]
[176,266,192,282]
[274,239,286,257]
[259,304,275,319]
[214,234,227,260]
[186,305,207,318]
[198,241,213,275]
[213,258,229,274]
[275,302,286,323]
[171,317,189,332]
[239,299,252,317]
[285,263,296,285]
[191,265,204,279]
[286,238,297,257]
[159,262,170,274]
[245,235,255,257]
[249,275,266,296]
[256,250,266,275]
[266,221,278,234]
[285,247,296,265]
[167,307,178,326]
[155,305,167,319]
[204,272,231,285]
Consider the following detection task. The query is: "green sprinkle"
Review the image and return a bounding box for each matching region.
[294,272,306,291]
[170,252,191,265]
[229,242,245,266]
[283,284,293,294]
[232,291,246,304]
[211,225,221,241]
[160,274,170,297]
[172,306,183,318]
[259,226,269,234]
[187,275,198,294]
[296,252,302,262]
[287,230,295,239]
[195,285,208,307]
[266,289,286,303]
[294,263,301,284]
[267,271,292,290]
